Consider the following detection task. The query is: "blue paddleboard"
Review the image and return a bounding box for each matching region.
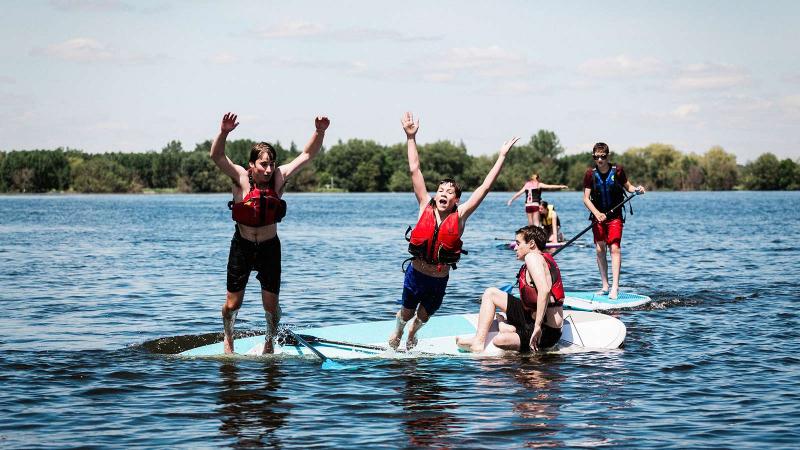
[563,291,652,311]
[179,311,625,358]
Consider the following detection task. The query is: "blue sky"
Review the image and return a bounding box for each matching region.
[2,0,799,163]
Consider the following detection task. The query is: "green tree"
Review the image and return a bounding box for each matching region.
[71,157,131,193]
[0,149,71,192]
[701,146,738,190]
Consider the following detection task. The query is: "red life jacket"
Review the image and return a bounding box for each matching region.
[517,253,565,311]
[407,203,463,269]
[229,186,286,227]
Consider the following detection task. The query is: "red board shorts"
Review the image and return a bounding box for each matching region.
[525,203,540,213]
[592,217,623,246]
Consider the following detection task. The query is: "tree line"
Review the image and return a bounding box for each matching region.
[1,131,798,193]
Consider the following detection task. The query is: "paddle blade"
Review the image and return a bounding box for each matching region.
[499,284,514,293]
[321,359,347,370]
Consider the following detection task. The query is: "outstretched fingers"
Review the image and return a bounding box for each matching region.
[221,112,239,133]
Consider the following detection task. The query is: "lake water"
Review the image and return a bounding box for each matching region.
[1,191,798,448]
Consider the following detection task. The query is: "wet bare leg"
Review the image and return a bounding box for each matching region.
[609,243,621,299]
[388,307,414,349]
[595,241,610,293]
[405,306,430,350]
[261,290,279,354]
[456,287,508,353]
[222,290,244,354]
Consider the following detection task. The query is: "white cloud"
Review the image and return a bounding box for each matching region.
[0,75,16,84]
[49,0,134,13]
[672,63,750,90]
[671,104,700,118]
[421,46,543,83]
[579,55,665,78]
[246,21,440,42]
[31,37,170,64]
[35,37,114,62]
[207,52,238,65]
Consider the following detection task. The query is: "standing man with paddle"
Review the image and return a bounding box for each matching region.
[583,143,645,300]
[210,112,330,354]
[388,111,519,351]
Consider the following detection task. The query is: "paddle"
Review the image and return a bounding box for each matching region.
[497,191,642,294]
[284,328,346,370]
[551,191,641,257]
[287,333,438,356]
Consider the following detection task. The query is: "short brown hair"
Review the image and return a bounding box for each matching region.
[438,178,462,198]
[515,225,547,251]
[592,142,609,155]
[250,142,276,164]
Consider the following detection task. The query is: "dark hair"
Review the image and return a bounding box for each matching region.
[540,200,549,209]
[438,178,462,198]
[515,224,547,251]
[592,142,610,155]
[250,142,277,165]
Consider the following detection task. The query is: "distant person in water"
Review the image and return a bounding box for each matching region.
[210,112,330,354]
[539,201,563,243]
[457,225,565,353]
[507,174,568,226]
[583,142,645,300]
[389,111,519,351]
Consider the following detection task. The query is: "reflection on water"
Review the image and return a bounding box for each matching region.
[511,359,565,448]
[217,361,288,448]
[394,360,462,448]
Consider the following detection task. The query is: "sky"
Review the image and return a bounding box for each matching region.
[2,0,799,163]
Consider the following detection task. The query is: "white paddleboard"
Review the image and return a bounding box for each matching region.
[563,290,652,311]
[179,311,625,359]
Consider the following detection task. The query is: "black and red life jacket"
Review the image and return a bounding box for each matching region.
[518,252,565,312]
[407,202,463,269]
[229,186,286,227]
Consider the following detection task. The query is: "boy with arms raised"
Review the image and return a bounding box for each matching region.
[388,111,519,350]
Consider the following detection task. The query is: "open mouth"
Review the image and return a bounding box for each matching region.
[437,198,448,207]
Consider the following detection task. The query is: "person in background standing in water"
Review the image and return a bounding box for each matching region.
[583,142,644,300]
[507,173,568,226]
[539,200,563,243]
[389,111,520,351]
[210,112,330,354]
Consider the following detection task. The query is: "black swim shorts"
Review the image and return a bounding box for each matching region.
[226,232,281,294]
[506,294,562,353]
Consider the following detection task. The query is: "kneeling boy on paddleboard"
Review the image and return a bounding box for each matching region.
[457,225,565,353]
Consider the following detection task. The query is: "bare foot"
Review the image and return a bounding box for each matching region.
[469,340,485,353]
[406,334,418,350]
[223,335,234,354]
[262,338,274,355]
[388,331,402,350]
[455,336,474,349]
[608,287,618,300]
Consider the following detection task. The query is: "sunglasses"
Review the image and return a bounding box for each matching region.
[593,154,608,161]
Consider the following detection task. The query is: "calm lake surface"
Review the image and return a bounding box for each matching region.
[1,191,798,448]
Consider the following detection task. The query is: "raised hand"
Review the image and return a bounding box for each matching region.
[315,116,330,132]
[221,112,239,134]
[401,112,420,138]
[499,137,520,157]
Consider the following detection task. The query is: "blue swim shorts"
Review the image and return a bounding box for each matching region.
[401,265,449,316]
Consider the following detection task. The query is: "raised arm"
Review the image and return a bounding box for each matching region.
[402,112,429,207]
[538,182,569,190]
[459,137,519,220]
[526,252,551,351]
[210,112,247,184]
[277,116,329,187]
[507,186,526,206]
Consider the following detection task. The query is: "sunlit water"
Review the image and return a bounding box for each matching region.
[1,191,798,448]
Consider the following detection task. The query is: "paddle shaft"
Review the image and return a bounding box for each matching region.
[552,192,639,256]
[290,333,438,356]
[286,329,330,362]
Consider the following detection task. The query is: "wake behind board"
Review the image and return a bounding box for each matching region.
[563,291,652,311]
[179,311,625,359]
